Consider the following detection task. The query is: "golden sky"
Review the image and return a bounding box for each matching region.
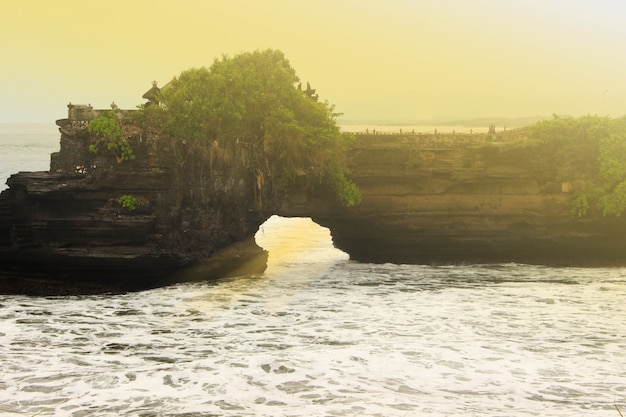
[1,0,625,122]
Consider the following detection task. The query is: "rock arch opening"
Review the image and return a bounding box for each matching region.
[255,215,348,274]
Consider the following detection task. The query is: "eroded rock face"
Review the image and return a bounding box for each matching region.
[0,117,267,294]
[310,133,626,266]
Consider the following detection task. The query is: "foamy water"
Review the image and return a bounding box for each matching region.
[1,216,625,416]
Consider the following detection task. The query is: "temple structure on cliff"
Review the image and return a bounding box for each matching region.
[141,78,176,107]
[142,81,161,106]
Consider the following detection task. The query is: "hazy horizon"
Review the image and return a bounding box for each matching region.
[2,1,625,123]
[0,115,548,130]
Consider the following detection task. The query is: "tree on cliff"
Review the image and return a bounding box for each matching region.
[529,114,626,217]
[138,49,360,207]
[88,110,136,162]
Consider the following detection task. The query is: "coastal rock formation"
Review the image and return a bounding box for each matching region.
[0,110,268,294]
[310,133,626,265]
[2,114,626,294]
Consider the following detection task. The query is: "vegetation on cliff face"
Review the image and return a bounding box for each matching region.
[88,111,136,162]
[529,114,626,217]
[136,49,360,208]
[118,195,138,212]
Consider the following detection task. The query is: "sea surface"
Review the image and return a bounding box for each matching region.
[0,123,60,190]
[1,124,625,416]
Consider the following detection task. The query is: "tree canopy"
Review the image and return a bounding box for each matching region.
[138,49,360,207]
[528,114,626,217]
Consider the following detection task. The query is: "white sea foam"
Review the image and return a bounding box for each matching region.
[1,217,626,416]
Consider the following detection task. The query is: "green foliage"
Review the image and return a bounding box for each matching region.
[330,169,361,207]
[118,195,138,211]
[528,114,611,145]
[570,191,589,218]
[530,115,626,217]
[88,111,136,162]
[596,117,626,216]
[134,104,167,136]
[598,181,626,217]
[156,49,360,206]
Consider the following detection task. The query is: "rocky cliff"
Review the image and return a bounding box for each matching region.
[310,132,626,265]
[2,119,626,294]
[0,112,268,294]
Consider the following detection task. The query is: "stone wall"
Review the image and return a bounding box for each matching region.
[66,104,135,122]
